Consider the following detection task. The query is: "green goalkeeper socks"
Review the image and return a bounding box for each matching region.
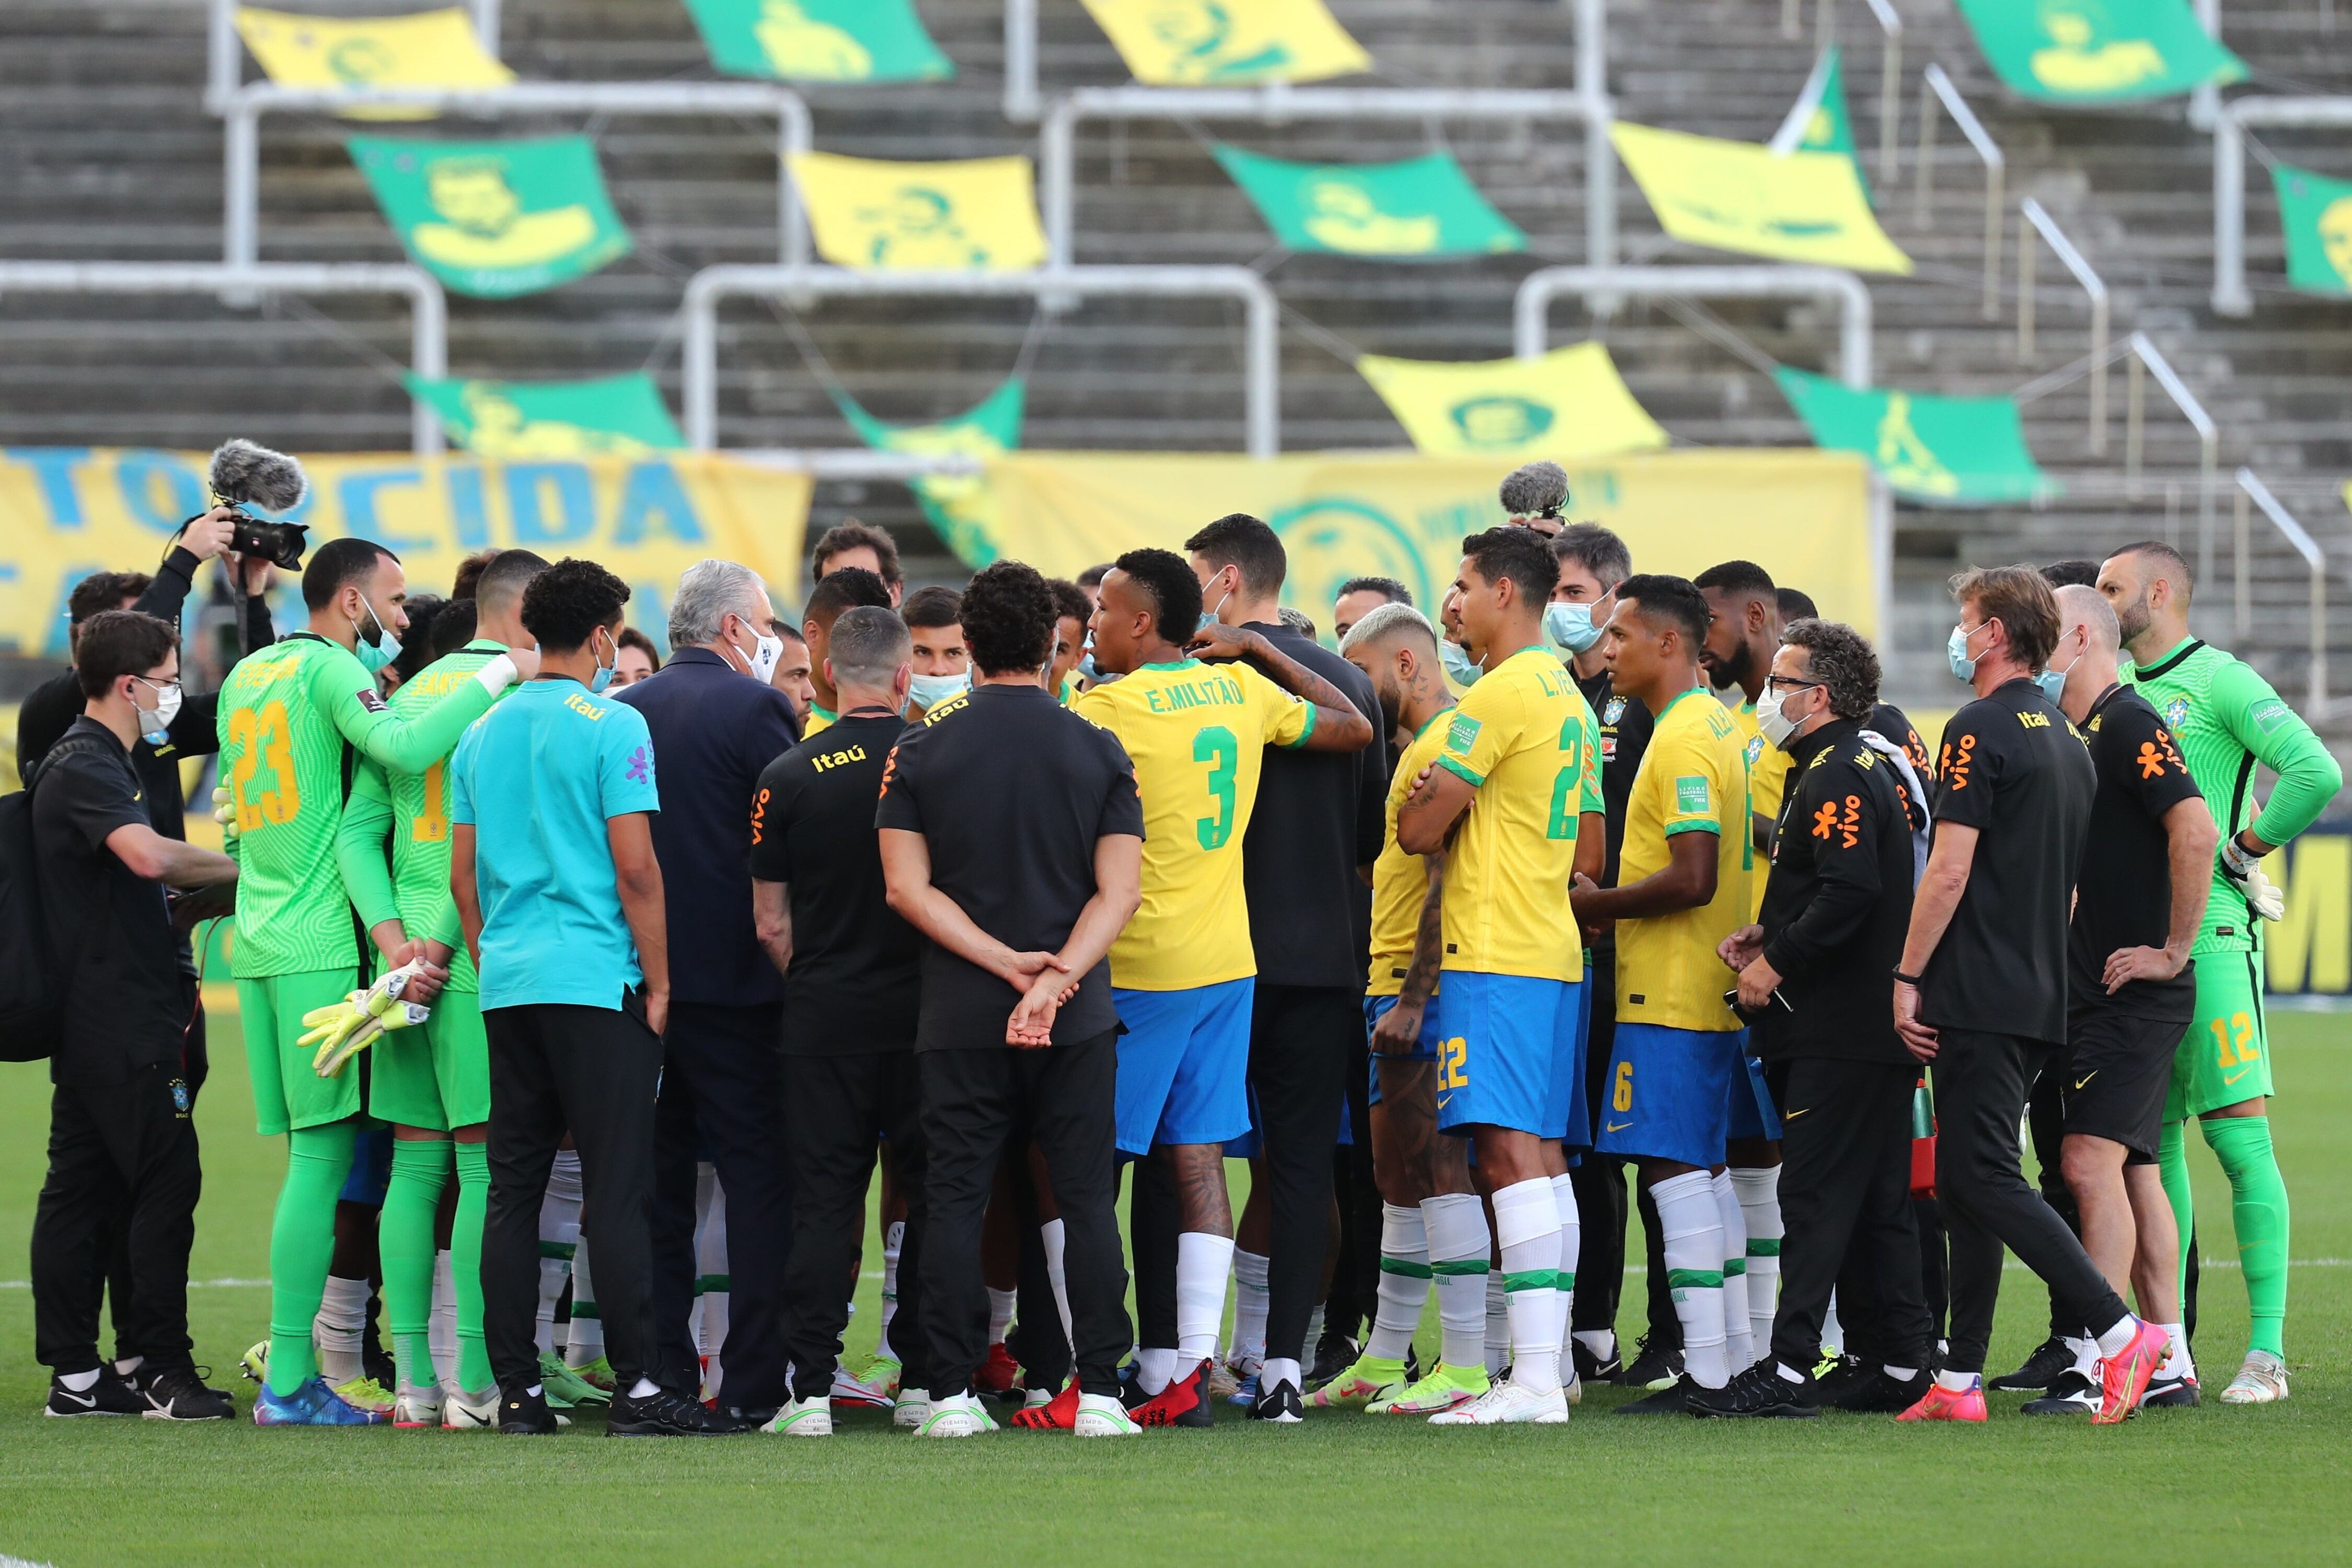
[267,1124,355,1398]
[2203,1115,2290,1358]
[453,1143,494,1396]
[383,1139,453,1393]
[2158,1119,2195,1294]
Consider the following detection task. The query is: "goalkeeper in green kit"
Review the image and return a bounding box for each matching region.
[2100,541,2343,1405]
[220,536,534,1426]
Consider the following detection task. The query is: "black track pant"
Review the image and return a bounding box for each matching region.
[483,1000,662,1393]
[1247,983,1358,1365]
[781,1050,928,1401]
[1934,1029,2129,1375]
[1766,1057,1933,1371]
[650,1001,791,1409]
[919,1033,1131,1400]
[2024,1050,2082,1340]
[31,1064,202,1376]
[1569,948,1630,1338]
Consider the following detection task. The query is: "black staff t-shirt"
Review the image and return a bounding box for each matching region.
[2068,684,2204,1021]
[1921,677,2094,1045]
[1574,665,1652,950]
[873,682,1145,1052]
[750,711,920,1053]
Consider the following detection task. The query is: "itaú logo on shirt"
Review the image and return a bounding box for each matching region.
[564,692,608,721]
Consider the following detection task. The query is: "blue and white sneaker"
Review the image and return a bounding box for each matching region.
[252,1376,389,1426]
[1227,1369,1261,1408]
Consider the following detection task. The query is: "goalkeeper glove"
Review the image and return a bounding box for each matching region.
[2219,833,2286,921]
[211,785,239,845]
[304,961,431,1078]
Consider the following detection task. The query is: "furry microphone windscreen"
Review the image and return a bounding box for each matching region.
[208,439,308,512]
[1498,459,1569,520]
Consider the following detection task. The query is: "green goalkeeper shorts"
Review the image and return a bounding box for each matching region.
[368,988,490,1131]
[240,970,368,1136]
[2166,950,2272,1121]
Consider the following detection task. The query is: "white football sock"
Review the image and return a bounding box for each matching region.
[1175,1231,1236,1374]
[1549,1173,1580,1365]
[1712,1169,1753,1374]
[563,1239,604,1366]
[880,1219,905,1334]
[1135,1346,1177,1397]
[2067,1333,2099,1379]
[987,1287,1018,1347]
[1229,1248,1270,1370]
[1420,1192,1491,1370]
[692,1166,729,1388]
[1491,1178,1562,1394]
[1367,1204,1429,1363]
[1821,1288,1844,1356]
[1303,1302,1327,1366]
[2093,1314,2141,1358]
[1653,1170,1730,1390]
[1483,1271,1508,1375]
[1040,1218,1074,1348]
[1730,1164,1782,1350]
[1262,1356,1302,1394]
[429,1250,458,1390]
[2160,1322,2194,1383]
[536,1150,582,1358]
[1935,1368,1980,1393]
[314,1274,368,1385]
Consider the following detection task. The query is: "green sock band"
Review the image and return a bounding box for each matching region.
[1380,1256,1435,1279]
[381,1139,452,1387]
[1502,1269,1561,1293]
[2159,1118,2195,1290]
[453,1143,494,1396]
[1430,1259,1491,1276]
[2203,1115,2291,1358]
[267,1124,355,1397]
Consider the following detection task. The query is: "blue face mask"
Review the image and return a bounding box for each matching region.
[907,670,972,709]
[1947,621,1986,683]
[1545,601,1603,654]
[351,598,401,676]
[589,628,616,694]
[1439,638,1483,687]
[2034,639,2081,705]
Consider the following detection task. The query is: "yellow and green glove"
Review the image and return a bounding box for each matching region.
[304,961,431,1078]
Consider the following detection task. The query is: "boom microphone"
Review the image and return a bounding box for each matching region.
[1498,459,1570,522]
[209,439,309,513]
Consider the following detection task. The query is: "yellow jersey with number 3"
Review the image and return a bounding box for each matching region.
[1367,707,1458,996]
[1432,646,1599,984]
[1070,658,1313,990]
[1617,687,1748,1031]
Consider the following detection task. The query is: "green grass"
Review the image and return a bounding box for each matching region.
[2,1010,2348,1565]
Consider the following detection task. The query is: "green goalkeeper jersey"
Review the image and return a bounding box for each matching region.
[2124,637,2345,955]
[218,631,504,979]
[335,640,509,994]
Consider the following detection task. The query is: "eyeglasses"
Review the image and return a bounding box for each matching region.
[1763,676,1824,696]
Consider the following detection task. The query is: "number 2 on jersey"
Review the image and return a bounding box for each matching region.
[412,760,449,843]
[1546,716,1582,839]
[226,700,302,831]
[1194,724,1238,849]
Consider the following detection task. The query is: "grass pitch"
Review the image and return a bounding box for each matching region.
[1,1007,2346,1566]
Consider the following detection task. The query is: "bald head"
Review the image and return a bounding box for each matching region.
[2054,582,2119,657]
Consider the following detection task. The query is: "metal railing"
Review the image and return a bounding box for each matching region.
[2211,95,2352,316]
[680,264,1281,455]
[1513,264,1874,388]
[1040,84,1615,276]
[0,261,447,454]
[2016,198,2110,453]
[207,0,506,113]
[1003,0,1609,123]
[1795,0,1905,185]
[1914,64,2005,320]
[2120,332,2220,585]
[2234,469,2329,716]
[222,81,813,273]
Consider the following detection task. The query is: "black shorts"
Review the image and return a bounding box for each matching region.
[2061,1008,2187,1162]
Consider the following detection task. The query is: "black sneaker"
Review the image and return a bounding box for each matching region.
[1810,1354,1870,1402]
[139,1365,235,1421]
[1309,1332,1358,1388]
[2139,1373,2200,1409]
[2021,1368,2099,1416]
[500,1383,562,1435]
[606,1388,747,1436]
[45,1367,146,1417]
[1988,1334,2075,1392]
[1615,1373,1698,1415]
[1688,1358,1820,1419]
[1822,1364,1933,1414]
[1248,1377,1304,1424]
[1572,1336,1623,1385]
[1616,1333,1682,1391]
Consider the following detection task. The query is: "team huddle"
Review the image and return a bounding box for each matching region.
[26,459,2336,1436]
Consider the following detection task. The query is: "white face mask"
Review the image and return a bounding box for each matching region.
[1755,685,1800,748]
[907,669,972,709]
[131,677,182,745]
[727,616,783,685]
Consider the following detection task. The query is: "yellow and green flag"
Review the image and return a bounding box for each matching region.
[235,6,512,119]
[1954,0,2244,103]
[789,152,1048,272]
[836,379,1025,567]
[1214,146,1524,259]
[1613,122,1911,274]
[1774,366,2052,504]
[1355,343,1668,461]
[408,372,684,457]
[684,0,953,83]
[2272,164,2352,297]
[351,134,632,298]
[1080,0,1370,86]
[1770,46,1867,200]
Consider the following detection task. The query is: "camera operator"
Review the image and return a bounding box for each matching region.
[28,610,240,1421]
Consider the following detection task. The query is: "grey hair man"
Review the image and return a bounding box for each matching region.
[666,558,784,685]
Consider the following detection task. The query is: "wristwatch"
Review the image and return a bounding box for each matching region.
[1892,969,1923,986]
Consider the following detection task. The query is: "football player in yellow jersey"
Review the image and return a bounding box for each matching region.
[1070,548,1373,1427]
[1696,560,1791,1363]
[796,567,892,737]
[1576,573,1755,1414]
[1397,528,1604,1426]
